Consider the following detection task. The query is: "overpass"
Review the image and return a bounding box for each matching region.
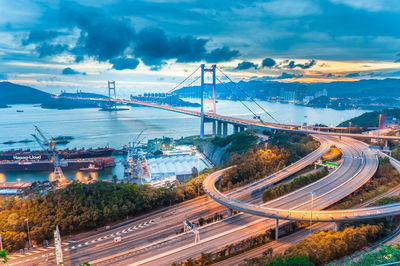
[203,135,400,225]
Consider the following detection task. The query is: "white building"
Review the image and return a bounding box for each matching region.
[146,153,211,185]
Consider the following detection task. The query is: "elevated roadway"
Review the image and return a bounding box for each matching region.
[203,137,400,222]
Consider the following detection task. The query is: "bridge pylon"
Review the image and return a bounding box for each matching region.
[107,81,117,110]
[200,64,216,138]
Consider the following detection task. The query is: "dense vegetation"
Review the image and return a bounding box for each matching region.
[334,244,400,266]
[218,146,290,191]
[211,130,258,153]
[0,171,214,252]
[369,195,400,206]
[245,224,387,266]
[330,157,400,210]
[266,131,320,162]
[338,107,400,127]
[262,167,329,202]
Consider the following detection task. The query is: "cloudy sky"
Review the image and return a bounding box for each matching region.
[1,0,400,95]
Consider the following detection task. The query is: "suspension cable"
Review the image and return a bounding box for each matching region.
[167,65,201,94]
[216,77,265,125]
[216,66,279,123]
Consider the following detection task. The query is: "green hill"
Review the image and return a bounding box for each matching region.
[0,81,53,105]
[338,108,400,127]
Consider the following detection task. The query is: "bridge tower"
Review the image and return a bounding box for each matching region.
[200,64,216,138]
[108,81,116,110]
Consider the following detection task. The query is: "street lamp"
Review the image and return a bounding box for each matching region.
[25,218,31,249]
[197,155,200,197]
[310,192,315,233]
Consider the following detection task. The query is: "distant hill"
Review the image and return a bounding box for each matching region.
[338,108,400,127]
[176,78,400,100]
[0,82,53,105]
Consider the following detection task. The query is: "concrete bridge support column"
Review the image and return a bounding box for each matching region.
[212,120,216,137]
[227,208,233,217]
[223,122,228,137]
[240,126,246,132]
[275,219,279,241]
[334,222,340,232]
[234,125,239,134]
[217,121,222,137]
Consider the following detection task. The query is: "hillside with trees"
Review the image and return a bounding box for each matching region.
[338,108,400,127]
[0,82,53,105]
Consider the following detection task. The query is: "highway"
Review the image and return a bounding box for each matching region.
[6,136,382,265]
[203,137,400,222]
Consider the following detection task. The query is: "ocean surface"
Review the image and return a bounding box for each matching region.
[0,100,366,182]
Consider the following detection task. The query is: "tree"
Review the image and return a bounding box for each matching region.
[0,250,8,264]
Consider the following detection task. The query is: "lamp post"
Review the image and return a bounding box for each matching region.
[197,155,200,197]
[0,232,3,250]
[310,192,315,233]
[25,218,31,249]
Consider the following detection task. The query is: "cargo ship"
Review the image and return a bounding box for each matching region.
[0,157,115,172]
[0,147,116,172]
[0,147,115,161]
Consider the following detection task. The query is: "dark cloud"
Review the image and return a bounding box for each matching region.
[369,71,400,77]
[22,30,61,45]
[285,59,316,69]
[205,46,239,63]
[277,72,303,79]
[75,55,84,63]
[60,1,135,62]
[110,58,140,70]
[235,61,258,70]
[36,43,69,57]
[326,73,333,77]
[134,28,238,66]
[23,2,240,68]
[262,58,276,68]
[62,67,85,75]
[345,72,360,78]
[134,27,207,66]
[395,58,400,63]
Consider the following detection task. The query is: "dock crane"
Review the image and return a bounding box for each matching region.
[123,130,145,182]
[31,125,66,183]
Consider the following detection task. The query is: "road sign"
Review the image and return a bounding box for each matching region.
[325,161,338,167]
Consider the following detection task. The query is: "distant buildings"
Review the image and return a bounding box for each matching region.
[315,89,328,99]
[379,114,399,129]
[278,86,327,104]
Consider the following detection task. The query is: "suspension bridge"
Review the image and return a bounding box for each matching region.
[57,64,400,141]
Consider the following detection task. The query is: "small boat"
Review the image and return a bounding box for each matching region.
[16,110,24,112]
[18,139,33,143]
[2,141,16,145]
[53,136,74,141]
[80,164,101,172]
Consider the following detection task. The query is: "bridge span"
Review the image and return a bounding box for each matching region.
[59,95,400,141]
